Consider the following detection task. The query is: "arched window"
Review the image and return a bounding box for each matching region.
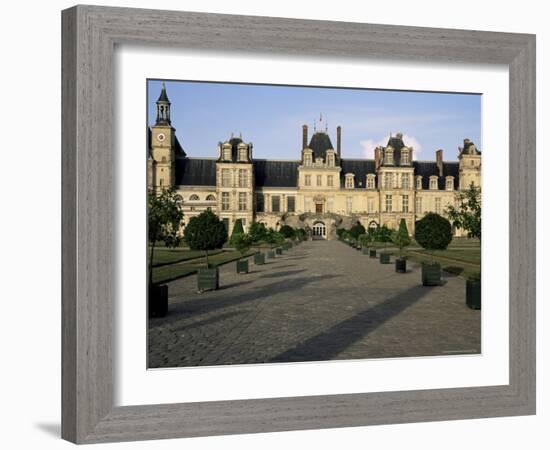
[385,148,394,165]
[206,194,216,201]
[446,177,454,191]
[345,174,355,189]
[189,194,199,201]
[238,146,248,161]
[366,174,375,189]
[429,176,438,190]
[416,176,423,190]
[401,149,409,165]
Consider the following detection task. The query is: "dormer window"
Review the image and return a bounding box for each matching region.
[238,145,248,161]
[222,144,232,161]
[303,150,313,166]
[429,176,438,190]
[446,176,454,191]
[345,174,355,189]
[401,149,410,165]
[385,147,394,165]
[326,152,335,167]
[366,174,375,189]
[416,176,423,190]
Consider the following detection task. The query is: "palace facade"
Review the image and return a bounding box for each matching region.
[147,85,481,239]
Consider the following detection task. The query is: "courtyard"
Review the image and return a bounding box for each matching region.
[148,240,481,368]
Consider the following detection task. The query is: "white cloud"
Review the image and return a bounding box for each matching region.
[360,134,423,160]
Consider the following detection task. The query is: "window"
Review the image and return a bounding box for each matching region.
[430,176,438,190]
[402,195,409,213]
[238,169,247,188]
[384,172,394,189]
[471,160,475,166]
[206,194,216,201]
[221,192,230,211]
[304,153,312,166]
[256,194,264,212]
[368,198,374,214]
[327,153,335,166]
[222,146,231,161]
[238,146,247,161]
[305,175,311,186]
[287,196,295,213]
[346,197,353,214]
[401,150,409,165]
[159,178,164,187]
[446,177,454,191]
[401,174,410,190]
[385,149,394,165]
[366,175,375,189]
[385,194,393,212]
[416,197,422,213]
[327,175,334,187]
[222,218,229,230]
[271,196,281,213]
[435,197,442,214]
[189,194,199,201]
[238,192,247,211]
[416,176,423,190]
[221,169,231,187]
[345,175,354,189]
[317,175,322,186]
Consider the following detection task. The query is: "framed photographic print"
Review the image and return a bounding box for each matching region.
[62,5,536,444]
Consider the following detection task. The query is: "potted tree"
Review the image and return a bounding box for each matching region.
[279,225,295,250]
[349,222,366,249]
[249,221,268,265]
[392,218,411,273]
[265,228,280,258]
[359,233,371,254]
[414,212,453,286]
[229,218,245,243]
[233,233,253,274]
[377,225,393,264]
[446,184,482,307]
[147,187,184,318]
[183,209,227,291]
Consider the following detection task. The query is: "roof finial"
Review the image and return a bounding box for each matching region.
[239,131,242,139]
[313,118,317,132]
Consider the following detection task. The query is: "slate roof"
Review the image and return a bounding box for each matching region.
[340,159,377,188]
[175,158,217,186]
[308,132,334,161]
[253,160,300,187]
[157,84,170,103]
[459,140,482,156]
[382,135,409,166]
[413,161,459,190]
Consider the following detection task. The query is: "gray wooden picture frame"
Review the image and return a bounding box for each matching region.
[61,5,536,444]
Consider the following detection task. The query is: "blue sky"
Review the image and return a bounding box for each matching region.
[147,80,481,161]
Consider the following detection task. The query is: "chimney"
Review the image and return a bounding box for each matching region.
[436,149,443,176]
[302,125,308,149]
[336,126,342,158]
[375,147,381,170]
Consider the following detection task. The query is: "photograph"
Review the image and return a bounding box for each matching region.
[146,79,482,368]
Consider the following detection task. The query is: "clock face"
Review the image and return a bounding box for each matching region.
[157,133,166,142]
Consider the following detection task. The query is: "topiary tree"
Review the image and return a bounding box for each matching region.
[336,228,347,240]
[358,233,372,248]
[392,218,411,258]
[296,228,307,241]
[229,218,245,244]
[414,212,452,261]
[148,187,184,286]
[349,222,366,240]
[375,224,393,250]
[279,224,296,239]
[445,184,481,241]
[184,210,228,268]
[249,221,268,243]
[232,233,253,260]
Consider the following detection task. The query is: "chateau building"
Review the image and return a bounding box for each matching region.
[148,85,481,239]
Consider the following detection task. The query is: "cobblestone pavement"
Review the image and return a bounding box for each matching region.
[148,241,480,368]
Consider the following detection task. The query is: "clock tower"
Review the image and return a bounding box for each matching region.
[149,83,176,189]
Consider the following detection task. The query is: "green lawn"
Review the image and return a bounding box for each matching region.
[151,248,223,267]
[152,249,257,284]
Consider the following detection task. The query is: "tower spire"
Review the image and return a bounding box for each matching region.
[155,82,171,125]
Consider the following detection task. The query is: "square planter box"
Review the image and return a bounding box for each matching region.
[236,259,249,274]
[148,284,168,318]
[362,247,369,255]
[379,252,391,264]
[197,267,219,291]
[395,257,407,273]
[369,249,377,258]
[276,248,283,255]
[421,262,441,286]
[466,279,481,309]
[254,252,265,265]
[267,250,276,259]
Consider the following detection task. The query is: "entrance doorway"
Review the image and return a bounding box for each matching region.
[315,203,323,213]
[312,221,327,239]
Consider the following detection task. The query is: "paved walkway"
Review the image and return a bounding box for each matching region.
[148,241,480,368]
